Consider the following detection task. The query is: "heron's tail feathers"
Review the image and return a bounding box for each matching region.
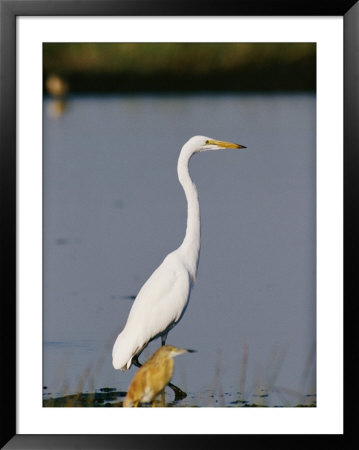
[112,330,137,371]
[112,329,146,371]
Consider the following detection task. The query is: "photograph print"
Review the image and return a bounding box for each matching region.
[42,43,316,408]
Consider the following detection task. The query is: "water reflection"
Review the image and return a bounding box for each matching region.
[45,74,69,118]
[47,98,68,118]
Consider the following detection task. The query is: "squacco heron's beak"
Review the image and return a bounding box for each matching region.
[208,139,246,149]
[175,348,197,356]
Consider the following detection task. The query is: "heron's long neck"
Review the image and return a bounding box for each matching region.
[177,147,200,282]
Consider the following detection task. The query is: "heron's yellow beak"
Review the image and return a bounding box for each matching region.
[207,139,246,149]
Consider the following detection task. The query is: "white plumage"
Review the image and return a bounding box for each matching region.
[112,135,245,371]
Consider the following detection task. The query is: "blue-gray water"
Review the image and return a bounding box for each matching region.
[43,93,316,407]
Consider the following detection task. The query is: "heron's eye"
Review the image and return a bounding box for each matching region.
[205,140,210,145]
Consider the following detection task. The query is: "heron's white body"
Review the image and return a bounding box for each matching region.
[112,250,193,370]
[112,136,244,371]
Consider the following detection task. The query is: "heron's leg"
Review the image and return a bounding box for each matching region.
[161,333,168,346]
[168,382,187,400]
[134,400,139,408]
[132,355,142,368]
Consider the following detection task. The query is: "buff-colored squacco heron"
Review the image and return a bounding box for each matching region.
[123,345,195,407]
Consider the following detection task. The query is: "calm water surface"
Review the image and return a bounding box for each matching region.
[43,93,316,407]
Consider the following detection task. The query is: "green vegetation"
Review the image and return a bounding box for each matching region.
[43,43,316,93]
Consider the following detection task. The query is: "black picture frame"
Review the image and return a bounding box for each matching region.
[1,0,356,448]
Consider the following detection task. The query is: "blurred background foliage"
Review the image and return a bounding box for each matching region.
[43,43,316,94]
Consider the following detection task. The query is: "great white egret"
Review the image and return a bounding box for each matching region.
[123,345,195,407]
[112,136,246,372]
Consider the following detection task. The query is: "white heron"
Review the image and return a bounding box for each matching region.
[112,136,246,376]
